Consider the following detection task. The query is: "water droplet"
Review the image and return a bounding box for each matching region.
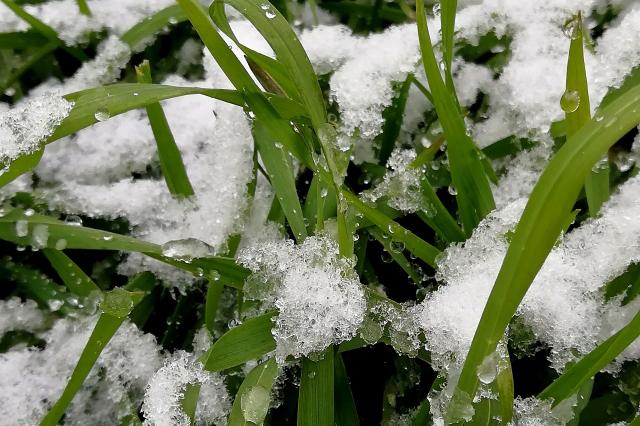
[260,3,270,9]
[64,215,83,227]
[161,238,213,263]
[353,233,360,241]
[48,299,64,311]
[560,90,580,113]
[448,185,458,196]
[133,92,139,96]
[94,107,110,122]
[562,17,580,40]
[15,220,28,237]
[4,87,16,96]
[241,385,271,424]
[55,239,67,250]
[265,10,276,19]
[381,251,394,263]
[101,287,134,318]
[477,352,499,384]
[168,16,178,25]
[320,188,328,198]
[420,136,432,148]
[24,208,35,217]
[102,235,113,241]
[389,240,405,254]
[327,113,338,124]
[32,224,49,249]
[274,142,283,149]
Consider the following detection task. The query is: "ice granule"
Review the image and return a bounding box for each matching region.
[142,351,230,426]
[0,297,46,337]
[238,236,366,361]
[0,95,73,166]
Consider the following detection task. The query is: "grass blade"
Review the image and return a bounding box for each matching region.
[369,227,421,284]
[135,60,194,198]
[416,0,495,235]
[451,82,640,409]
[564,13,609,216]
[75,0,91,16]
[439,0,458,96]
[298,349,334,426]
[377,75,412,165]
[334,353,359,426]
[202,311,277,372]
[120,5,186,51]
[42,248,101,297]
[227,358,279,426]
[538,309,640,405]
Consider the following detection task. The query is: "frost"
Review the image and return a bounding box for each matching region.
[0,95,73,166]
[142,351,230,426]
[238,236,366,361]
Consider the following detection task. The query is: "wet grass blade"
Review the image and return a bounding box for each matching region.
[377,75,412,165]
[42,248,101,297]
[564,14,609,216]
[538,309,640,405]
[228,358,279,426]
[120,5,186,51]
[41,274,151,426]
[369,227,421,284]
[439,0,458,96]
[202,311,277,372]
[0,148,43,189]
[298,349,334,426]
[416,0,495,235]
[452,82,640,408]
[334,353,360,426]
[135,60,194,198]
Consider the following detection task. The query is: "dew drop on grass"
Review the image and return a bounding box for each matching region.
[562,17,580,40]
[389,240,405,254]
[55,238,67,250]
[24,208,35,217]
[32,224,49,249]
[15,220,28,237]
[476,351,499,384]
[448,185,457,196]
[94,107,110,122]
[101,287,134,318]
[320,187,328,198]
[265,10,276,19]
[161,238,213,263]
[64,215,83,227]
[560,90,580,113]
[241,385,270,424]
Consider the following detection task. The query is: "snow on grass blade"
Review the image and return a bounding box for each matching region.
[538,309,640,406]
[416,0,495,235]
[202,311,277,372]
[135,60,194,198]
[451,83,640,411]
[298,349,334,426]
[120,5,186,51]
[564,13,609,217]
[42,249,101,297]
[41,274,152,426]
[227,358,278,426]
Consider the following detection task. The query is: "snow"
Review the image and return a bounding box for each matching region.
[0,297,46,337]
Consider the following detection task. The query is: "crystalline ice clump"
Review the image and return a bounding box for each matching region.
[142,351,230,426]
[0,95,73,166]
[238,236,366,361]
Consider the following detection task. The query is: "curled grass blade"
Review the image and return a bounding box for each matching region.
[298,348,334,426]
[201,311,277,372]
[416,0,495,235]
[538,309,640,406]
[227,358,279,426]
[452,82,640,408]
[135,60,194,198]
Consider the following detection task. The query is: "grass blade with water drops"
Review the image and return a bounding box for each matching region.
[564,13,609,217]
[227,358,279,426]
[416,0,495,235]
[451,82,640,411]
[135,60,194,198]
[42,249,101,297]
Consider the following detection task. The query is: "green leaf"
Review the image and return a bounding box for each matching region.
[202,311,277,372]
[564,13,609,216]
[253,117,308,242]
[298,349,334,426]
[451,81,640,408]
[135,60,194,198]
[416,176,466,243]
[0,31,47,49]
[0,148,43,190]
[42,248,101,297]
[376,75,412,165]
[334,353,359,426]
[227,358,279,426]
[416,0,495,235]
[538,309,640,406]
[120,5,186,51]
[210,0,327,128]
[340,190,440,267]
[41,275,149,426]
[439,0,458,96]
[369,227,421,284]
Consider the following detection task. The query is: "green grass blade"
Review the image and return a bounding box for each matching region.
[42,248,101,297]
[377,75,412,165]
[340,189,440,267]
[564,13,609,216]
[334,353,360,426]
[416,177,466,243]
[227,358,278,426]
[0,41,57,94]
[253,118,308,242]
[416,0,495,235]
[41,277,148,425]
[201,311,277,372]
[369,227,421,284]
[135,60,194,198]
[176,0,259,93]
[451,82,640,408]
[631,415,640,426]
[538,309,640,405]
[0,31,48,49]
[298,349,334,426]
[439,0,458,96]
[75,0,91,16]
[120,5,186,50]
[205,279,224,333]
[0,148,43,190]
[210,0,327,128]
